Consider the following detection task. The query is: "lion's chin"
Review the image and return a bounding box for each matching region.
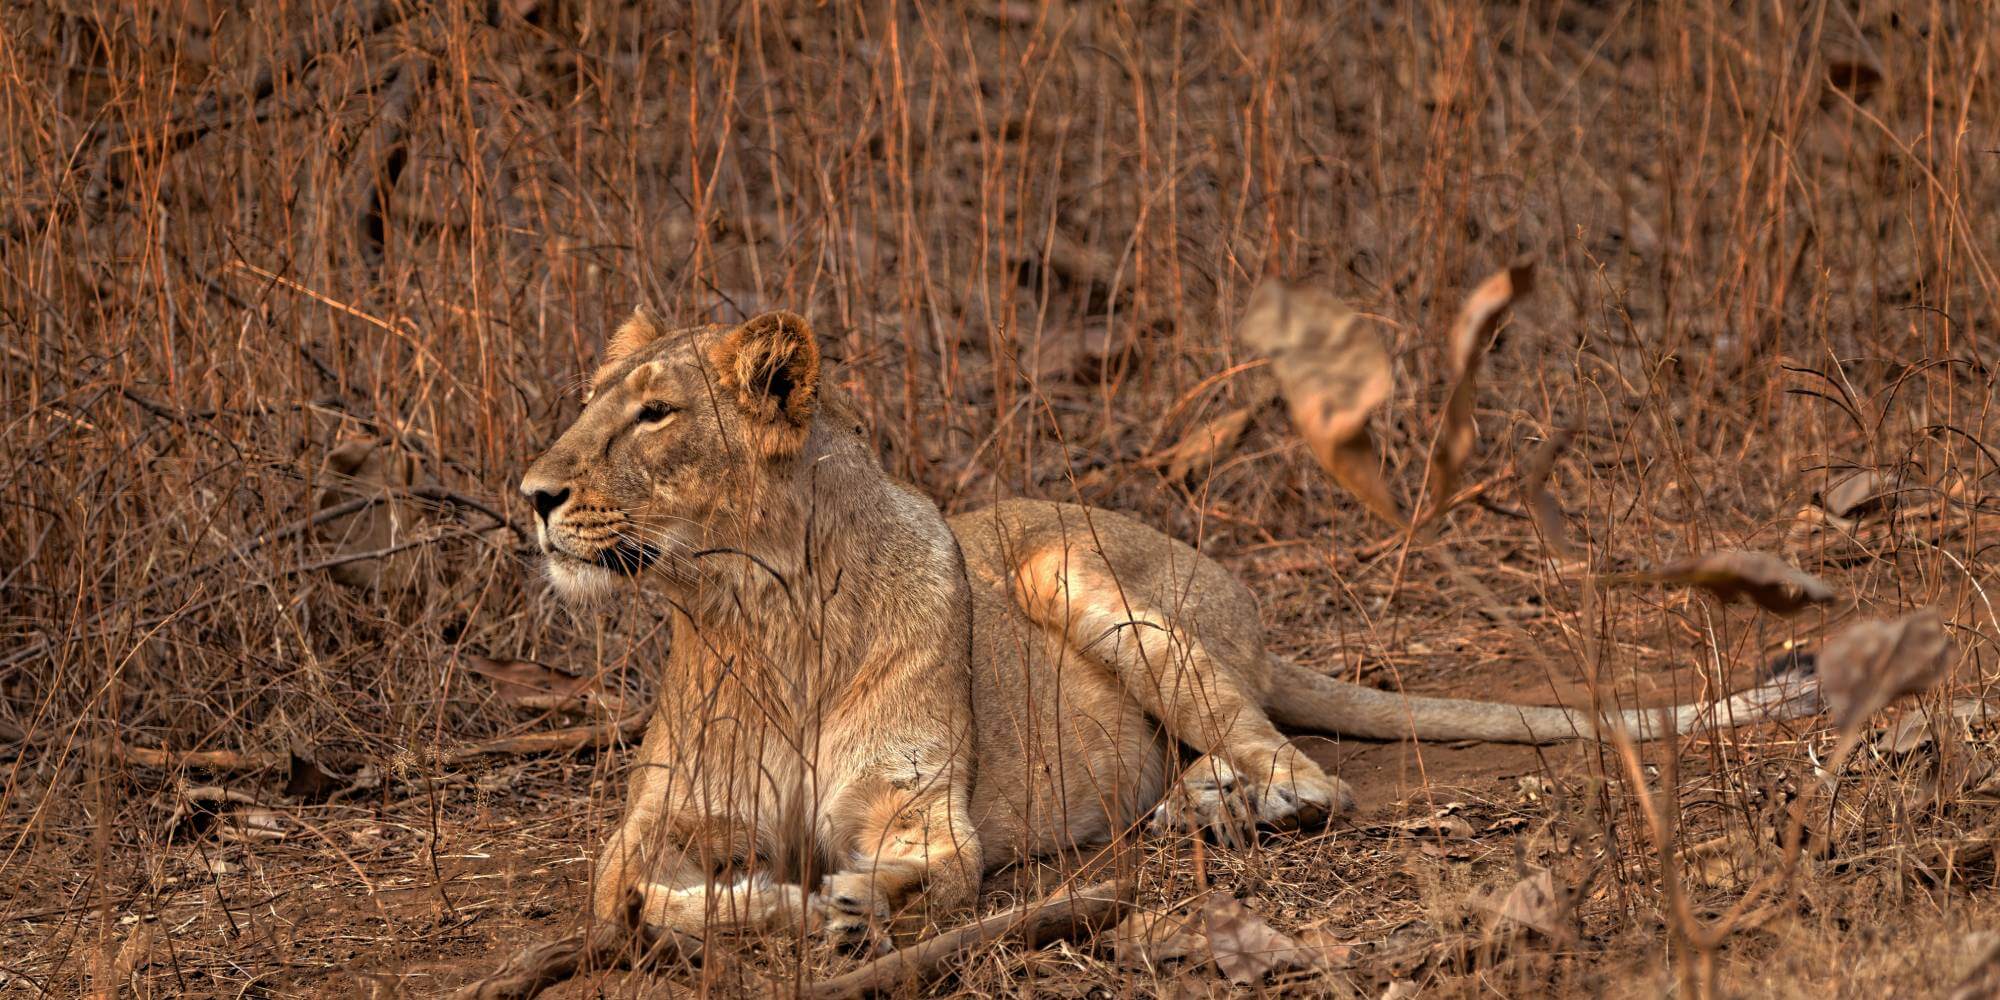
[542,554,624,602]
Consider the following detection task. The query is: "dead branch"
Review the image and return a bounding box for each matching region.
[107,741,283,772]
[800,878,1135,1000]
[444,712,651,764]
[75,709,651,776]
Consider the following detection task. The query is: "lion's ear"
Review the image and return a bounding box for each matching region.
[709,310,820,452]
[589,306,667,393]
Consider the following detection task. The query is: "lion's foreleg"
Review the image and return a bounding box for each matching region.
[816,777,983,944]
[595,802,806,936]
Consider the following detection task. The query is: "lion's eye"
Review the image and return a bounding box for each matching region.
[635,401,678,426]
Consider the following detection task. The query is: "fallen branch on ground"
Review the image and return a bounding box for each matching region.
[443,712,650,764]
[801,878,1135,1000]
[107,742,282,771]
[75,710,650,775]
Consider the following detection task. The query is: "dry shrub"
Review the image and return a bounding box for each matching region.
[2,1,1998,997]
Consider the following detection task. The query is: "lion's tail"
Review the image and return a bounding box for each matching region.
[1262,654,1823,745]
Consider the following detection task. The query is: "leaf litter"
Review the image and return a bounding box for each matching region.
[1114,894,1354,985]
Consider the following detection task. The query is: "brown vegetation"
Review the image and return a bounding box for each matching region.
[3,1,1998,996]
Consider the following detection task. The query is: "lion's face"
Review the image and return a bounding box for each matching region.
[519,309,821,598]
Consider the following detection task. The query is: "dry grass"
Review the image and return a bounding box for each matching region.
[3,0,1999,996]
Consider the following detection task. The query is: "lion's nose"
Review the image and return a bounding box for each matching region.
[526,486,571,523]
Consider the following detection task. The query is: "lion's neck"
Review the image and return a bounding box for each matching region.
[656,417,939,725]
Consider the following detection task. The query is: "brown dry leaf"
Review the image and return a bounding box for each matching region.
[1239,282,1405,527]
[1113,907,1211,970]
[466,654,625,715]
[283,748,351,803]
[108,920,159,987]
[1148,405,1257,482]
[169,787,292,843]
[1819,609,1952,733]
[1470,868,1576,945]
[1822,470,1895,518]
[1294,926,1356,969]
[1824,59,1884,103]
[1429,259,1534,515]
[1636,550,1836,615]
[1394,812,1475,839]
[1873,700,1997,755]
[1199,896,1324,985]
[1520,425,1581,559]
[1118,898,1348,983]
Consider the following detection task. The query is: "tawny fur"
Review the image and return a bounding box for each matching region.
[519,309,1821,943]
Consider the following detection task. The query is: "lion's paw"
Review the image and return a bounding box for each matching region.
[1250,768,1356,830]
[808,873,893,951]
[1149,756,1255,840]
[1149,755,1355,843]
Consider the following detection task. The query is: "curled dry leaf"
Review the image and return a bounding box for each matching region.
[283,748,351,803]
[466,655,626,716]
[1470,868,1576,945]
[1820,608,1952,734]
[1823,59,1884,103]
[1430,259,1534,516]
[1239,282,1405,527]
[1148,404,1258,482]
[1520,425,1581,559]
[1635,550,1836,615]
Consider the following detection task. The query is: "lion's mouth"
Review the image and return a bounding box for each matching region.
[544,539,660,578]
[592,540,660,576]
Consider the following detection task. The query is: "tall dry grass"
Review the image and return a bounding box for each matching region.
[3,0,1998,996]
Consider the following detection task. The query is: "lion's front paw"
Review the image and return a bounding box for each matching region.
[809,873,893,951]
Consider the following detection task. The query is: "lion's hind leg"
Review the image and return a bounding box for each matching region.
[1010,544,1356,838]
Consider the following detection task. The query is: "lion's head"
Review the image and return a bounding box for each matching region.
[519,308,822,598]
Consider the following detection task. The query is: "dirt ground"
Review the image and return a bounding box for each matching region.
[5,0,2000,997]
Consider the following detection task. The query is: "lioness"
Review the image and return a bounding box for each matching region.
[519,308,1816,941]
